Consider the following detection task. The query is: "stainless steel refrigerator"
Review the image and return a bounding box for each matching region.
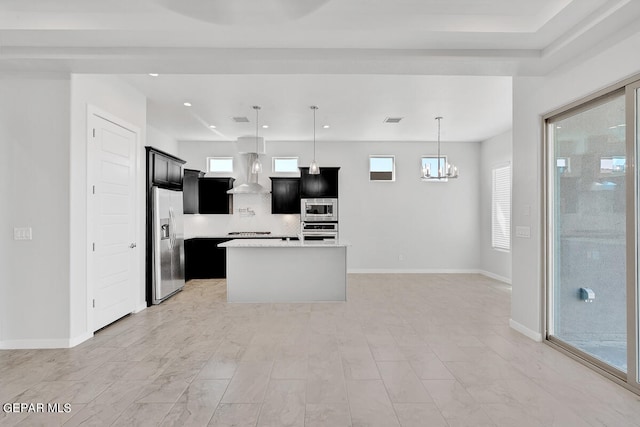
[152,186,185,304]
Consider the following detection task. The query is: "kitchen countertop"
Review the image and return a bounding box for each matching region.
[186,234,299,240]
[219,238,349,248]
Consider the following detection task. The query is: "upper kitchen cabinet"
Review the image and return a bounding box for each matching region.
[146,147,185,189]
[270,177,300,214]
[299,167,340,198]
[199,177,235,214]
[183,169,205,214]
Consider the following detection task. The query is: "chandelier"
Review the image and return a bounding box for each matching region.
[421,116,459,180]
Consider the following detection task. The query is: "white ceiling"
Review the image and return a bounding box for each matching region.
[2,0,639,143]
[122,74,511,142]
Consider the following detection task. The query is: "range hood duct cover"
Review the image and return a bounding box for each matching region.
[237,136,265,154]
[227,152,270,194]
[227,182,269,194]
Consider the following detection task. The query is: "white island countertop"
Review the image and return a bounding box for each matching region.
[218,238,349,248]
[220,238,348,302]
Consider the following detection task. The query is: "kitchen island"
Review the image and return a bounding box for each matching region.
[218,239,347,302]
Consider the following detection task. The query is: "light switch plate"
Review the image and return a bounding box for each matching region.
[14,227,32,240]
[515,226,531,238]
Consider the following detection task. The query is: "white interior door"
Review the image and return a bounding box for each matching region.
[89,112,138,331]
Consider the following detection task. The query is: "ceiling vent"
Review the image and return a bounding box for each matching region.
[384,117,403,123]
[233,116,250,123]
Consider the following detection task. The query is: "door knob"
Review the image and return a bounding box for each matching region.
[129,243,137,248]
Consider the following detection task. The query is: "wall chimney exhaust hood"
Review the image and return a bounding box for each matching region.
[227,144,270,194]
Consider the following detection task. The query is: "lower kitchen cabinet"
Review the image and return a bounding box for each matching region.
[270,177,300,214]
[185,238,229,279]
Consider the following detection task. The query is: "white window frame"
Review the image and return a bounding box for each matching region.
[272,156,299,174]
[369,155,395,182]
[492,163,511,252]
[420,156,449,183]
[206,156,234,173]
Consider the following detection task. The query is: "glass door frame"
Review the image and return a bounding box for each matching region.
[625,80,640,392]
[542,75,640,394]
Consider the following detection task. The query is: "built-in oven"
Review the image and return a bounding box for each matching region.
[301,221,338,242]
[301,198,338,222]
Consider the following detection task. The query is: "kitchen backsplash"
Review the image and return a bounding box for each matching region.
[183,193,301,238]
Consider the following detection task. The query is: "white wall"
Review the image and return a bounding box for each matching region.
[0,75,72,347]
[147,125,179,155]
[511,32,640,340]
[179,138,482,272]
[70,74,147,342]
[0,80,9,343]
[479,130,512,283]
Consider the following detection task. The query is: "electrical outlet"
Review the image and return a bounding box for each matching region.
[14,227,33,240]
[398,254,404,261]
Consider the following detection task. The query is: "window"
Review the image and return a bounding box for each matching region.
[492,164,511,251]
[600,156,626,173]
[207,157,233,173]
[369,156,395,181]
[272,157,299,173]
[421,156,448,182]
[556,157,570,175]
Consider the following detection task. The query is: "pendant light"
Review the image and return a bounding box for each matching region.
[421,116,459,180]
[250,105,262,174]
[309,105,320,175]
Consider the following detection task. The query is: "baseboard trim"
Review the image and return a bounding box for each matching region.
[133,303,147,314]
[347,268,483,274]
[509,319,543,342]
[478,270,512,284]
[0,331,94,349]
[68,332,94,348]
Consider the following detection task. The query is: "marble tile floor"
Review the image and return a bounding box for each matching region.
[1,274,640,426]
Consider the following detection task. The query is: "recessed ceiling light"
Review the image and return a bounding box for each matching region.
[262,125,269,129]
[384,117,403,123]
[209,125,216,129]
[183,102,192,107]
[149,73,159,77]
[323,125,330,129]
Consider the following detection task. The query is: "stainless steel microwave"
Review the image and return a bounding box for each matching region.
[300,198,338,222]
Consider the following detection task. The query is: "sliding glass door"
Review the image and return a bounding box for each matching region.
[630,81,640,388]
[547,90,628,376]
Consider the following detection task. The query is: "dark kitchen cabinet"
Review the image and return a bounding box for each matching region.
[270,177,300,214]
[147,147,185,188]
[299,167,340,198]
[199,177,235,214]
[185,238,228,279]
[183,169,205,214]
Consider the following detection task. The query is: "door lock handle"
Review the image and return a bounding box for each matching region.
[129,243,137,249]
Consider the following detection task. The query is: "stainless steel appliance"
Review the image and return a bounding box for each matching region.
[152,186,185,304]
[301,198,338,222]
[228,231,272,237]
[301,221,338,242]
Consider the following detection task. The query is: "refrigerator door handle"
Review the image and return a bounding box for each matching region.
[168,207,175,249]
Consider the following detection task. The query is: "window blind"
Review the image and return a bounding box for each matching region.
[492,164,511,251]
